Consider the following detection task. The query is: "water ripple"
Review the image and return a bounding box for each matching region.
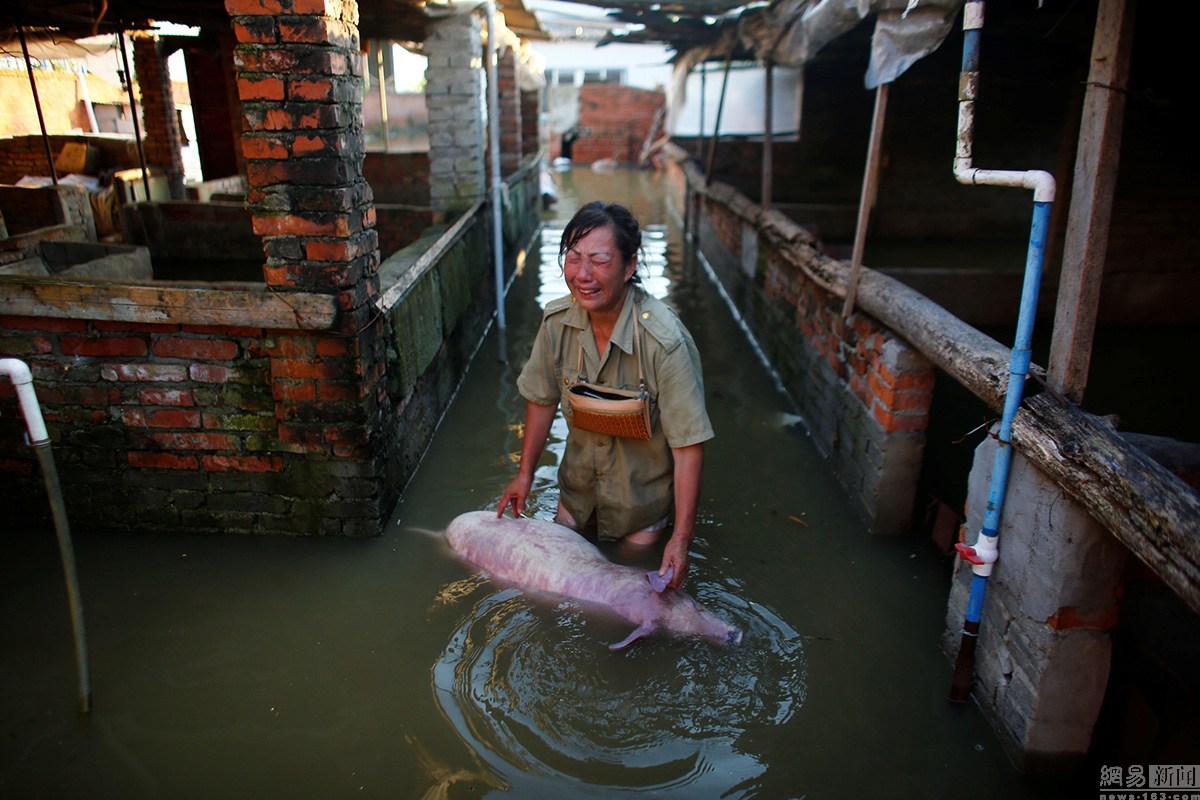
[432,577,806,797]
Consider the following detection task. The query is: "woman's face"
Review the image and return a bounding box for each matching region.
[564,224,637,318]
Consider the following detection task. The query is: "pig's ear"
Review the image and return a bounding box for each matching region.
[645,565,674,593]
[608,622,656,650]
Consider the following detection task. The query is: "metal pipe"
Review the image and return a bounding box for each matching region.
[117,32,152,202]
[484,1,508,360]
[948,0,1056,703]
[704,44,735,188]
[0,359,91,715]
[17,25,59,185]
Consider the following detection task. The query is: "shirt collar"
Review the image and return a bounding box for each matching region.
[563,286,640,357]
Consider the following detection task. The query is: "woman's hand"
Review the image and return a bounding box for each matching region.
[497,473,532,518]
[658,529,692,589]
[497,401,557,519]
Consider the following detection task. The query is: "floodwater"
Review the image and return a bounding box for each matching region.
[1,168,1081,798]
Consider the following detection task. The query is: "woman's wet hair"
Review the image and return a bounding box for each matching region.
[559,201,643,283]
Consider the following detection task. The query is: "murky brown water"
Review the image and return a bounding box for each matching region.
[1,167,1079,798]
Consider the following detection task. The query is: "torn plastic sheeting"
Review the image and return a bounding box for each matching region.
[739,0,962,85]
[865,5,961,88]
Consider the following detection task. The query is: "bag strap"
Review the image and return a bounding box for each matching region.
[575,305,647,392]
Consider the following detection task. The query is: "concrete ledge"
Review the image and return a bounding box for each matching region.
[0,276,338,330]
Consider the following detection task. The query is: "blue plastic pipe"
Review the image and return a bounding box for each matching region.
[948,0,1056,702]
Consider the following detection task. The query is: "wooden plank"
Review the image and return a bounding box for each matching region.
[843,82,889,318]
[1047,0,1135,401]
[0,277,339,330]
[1015,393,1200,613]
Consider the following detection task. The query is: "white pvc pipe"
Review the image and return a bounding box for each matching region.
[1,358,49,443]
[1,358,91,715]
[953,1,1056,204]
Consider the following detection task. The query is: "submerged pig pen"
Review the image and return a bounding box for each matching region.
[0,163,540,538]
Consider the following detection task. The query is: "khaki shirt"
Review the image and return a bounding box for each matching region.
[517,287,714,540]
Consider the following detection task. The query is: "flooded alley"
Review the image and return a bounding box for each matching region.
[2,168,1082,798]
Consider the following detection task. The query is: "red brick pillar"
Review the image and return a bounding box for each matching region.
[521,89,540,159]
[226,0,384,465]
[220,31,249,178]
[497,46,522,176]
[132,34,186,198]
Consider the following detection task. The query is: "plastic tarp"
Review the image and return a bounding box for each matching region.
[667,0,961,131]
[738,0,962,86]
[0,29,115,60]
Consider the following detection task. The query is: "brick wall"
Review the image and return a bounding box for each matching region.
[0,316,383,535]
[228,0,384,468]
[362,151,430,204]
[361,151,433,256]
[0,3,540,539]
[120,201,263,266]
[573,83,663,165]
[0,69,103,138]
[668,151,932,536]
[497,48,522,176]
[132,35,186,198]
[521,90,539,158]
[0,0,390,537]
[0,134,140,186]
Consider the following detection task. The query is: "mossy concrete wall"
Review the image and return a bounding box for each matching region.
[945,435,1127,771]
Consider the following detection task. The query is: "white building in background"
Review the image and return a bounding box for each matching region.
[527,1,801,141]
[534,39,673,137]
[671,63,802,140]
[537,39,674,92]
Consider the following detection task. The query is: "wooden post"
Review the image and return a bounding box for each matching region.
[1046,0,1136,402]
[376,42,391,153]
[843,83,889,318]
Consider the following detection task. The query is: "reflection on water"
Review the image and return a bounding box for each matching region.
[431,578,806,798]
